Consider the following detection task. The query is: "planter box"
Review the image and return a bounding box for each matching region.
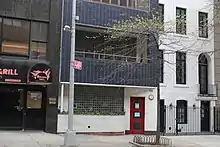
[57,114,126,133]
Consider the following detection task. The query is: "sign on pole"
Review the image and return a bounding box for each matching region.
[73,60,82,70]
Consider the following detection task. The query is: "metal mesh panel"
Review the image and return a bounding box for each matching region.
[74,85,125,115]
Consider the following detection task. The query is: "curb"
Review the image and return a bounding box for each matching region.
[129,141,171,147]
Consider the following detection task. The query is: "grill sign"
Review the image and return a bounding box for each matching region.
[0,69,18,76]
[0,68,22,83]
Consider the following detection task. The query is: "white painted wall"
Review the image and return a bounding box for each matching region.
[159,0,216,133]
[57,115,126,133]
[57,86,157,133]
[124,87,157,131]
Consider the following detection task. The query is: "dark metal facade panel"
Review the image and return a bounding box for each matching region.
[76,0,149,27]
[45,0,62,134]
[73,58,157,87]
[60,0,72,82]
[61,0,160,87]
[0,0,50,21]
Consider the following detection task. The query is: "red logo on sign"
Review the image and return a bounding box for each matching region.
[73,60,82,70]
[30,69,51,81]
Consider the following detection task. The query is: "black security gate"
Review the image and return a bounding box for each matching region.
[214,107,220,132]
[160,105,217,136]
[160,100,166,134]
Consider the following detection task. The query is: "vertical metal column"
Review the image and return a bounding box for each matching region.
[64,0,77,145]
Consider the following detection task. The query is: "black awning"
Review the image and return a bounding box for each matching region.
[0,58,52,85]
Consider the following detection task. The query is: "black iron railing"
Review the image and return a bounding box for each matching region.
[74,51,158,87]
[160,106,216,136]
[197,84,217,97]
[75,51,138,62]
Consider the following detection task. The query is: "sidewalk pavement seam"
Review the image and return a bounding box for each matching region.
[28,133,44,147]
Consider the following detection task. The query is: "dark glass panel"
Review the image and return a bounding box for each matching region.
[102,0,110,3]
[30,42,47,60]
[2,18,30,56]
[0,18,2,37]
[111,0,118,4]
[176,52,186,84]
[120,0,127,6]
[176,100,187,124]
[199,54,208,94]
[136,0,149,10]
[30,0,50,20]
[31,22,48,42]
[0,0,31,18]
[133,123,141,130]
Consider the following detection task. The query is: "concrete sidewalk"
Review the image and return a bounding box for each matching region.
[0,131,220,147]
[0,131,133,147]
[168,135,220,147]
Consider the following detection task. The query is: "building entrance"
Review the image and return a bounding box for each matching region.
[24,88,46,130]
[130,97,145,134]
[0,87,23,130]
[0,85,46,131]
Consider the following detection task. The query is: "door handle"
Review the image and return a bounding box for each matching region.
[14,106,20,111]
[14,106,23,111]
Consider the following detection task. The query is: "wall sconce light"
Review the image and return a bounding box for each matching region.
[193,104,196,109]
[169,103,173,109]
[148,94,154,100]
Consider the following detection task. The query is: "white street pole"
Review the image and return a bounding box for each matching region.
[64,0,77,145]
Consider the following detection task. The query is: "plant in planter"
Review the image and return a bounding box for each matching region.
[74,108,126,115]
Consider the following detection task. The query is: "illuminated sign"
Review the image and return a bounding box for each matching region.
[30,69,51,82]
[0,69,18,76]
[0,68,21,83]
[0,58,52,84]
[28,63,52,84]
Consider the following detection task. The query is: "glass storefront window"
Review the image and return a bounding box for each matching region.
[2,18,30,56]
[0,17,48,60]
[0,18,1,46]
[30,42,47,60]
[30,22,48,60]
[31,22,48,42]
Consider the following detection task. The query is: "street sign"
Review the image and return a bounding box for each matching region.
[73,60,82,70]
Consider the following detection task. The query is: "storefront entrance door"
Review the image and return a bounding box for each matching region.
[24,90,46,130]
[201,101,210,132]
[0,87,23,129]
[130,97,145,134]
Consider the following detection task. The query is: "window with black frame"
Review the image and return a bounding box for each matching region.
[199,12,208,38]
[198,54,208,94]
[0,17,48,59]
[30,22,48,60]
[176,51,186,84]
[0,18,1,45]
[176,100,187,124]
[176,7,186,35]
[159,50,164,83]
[1,18,30,56]
[159,3,164,30]
[91,0,148,9]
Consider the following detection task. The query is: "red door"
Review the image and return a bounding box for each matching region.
[130,97,145,134]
